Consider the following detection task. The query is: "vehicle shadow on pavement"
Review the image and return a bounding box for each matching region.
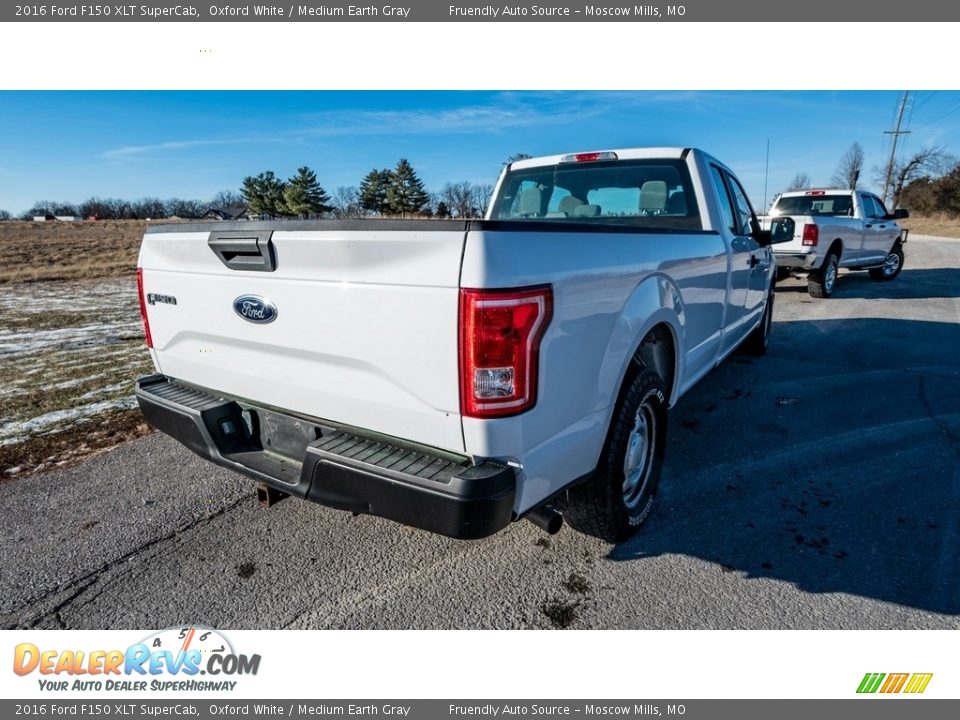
[607,316,960,617]
[777,268,960,300]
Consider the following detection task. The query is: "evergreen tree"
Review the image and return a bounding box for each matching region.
[241,171,287,218]
[283,166,332,217]
[358,168,392,215]
[435,201,450,219]
[386,158,429,217]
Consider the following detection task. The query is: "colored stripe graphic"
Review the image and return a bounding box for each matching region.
[903,673,933,694]
[857,673,885,693]
[880,673,909,693]
[857,672,932,694]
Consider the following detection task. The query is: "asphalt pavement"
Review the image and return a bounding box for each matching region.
[2,235,959,630]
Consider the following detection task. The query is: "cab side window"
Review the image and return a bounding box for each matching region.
[861,195,881,218]
[871,195,889,217]
[709,165,737,236]
[725,173,756,236]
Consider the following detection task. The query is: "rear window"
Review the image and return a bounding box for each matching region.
[771,194,854,217]
[490,159,702,230]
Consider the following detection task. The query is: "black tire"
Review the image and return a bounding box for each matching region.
[565,366,667,542]
[741,288,774,356]
[869,243,904,281]
[808,252,839,298]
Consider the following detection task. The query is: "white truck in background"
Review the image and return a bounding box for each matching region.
[762,189,909,298]
[135,147,779,542]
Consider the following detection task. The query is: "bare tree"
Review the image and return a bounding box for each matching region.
[786,172,812,191]
[472,183,494,217]
[0,210,11,221]
[132,198,168,219]
[831,143,864,189]
[885,147,954,209]
[210,190,245,208]
[441,181,476,218]
[331,186,362,218]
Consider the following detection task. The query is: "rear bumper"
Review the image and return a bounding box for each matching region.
[774,250,820,269]
[135,374,516,539]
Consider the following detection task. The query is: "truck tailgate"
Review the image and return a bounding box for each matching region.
[138,222,469,453]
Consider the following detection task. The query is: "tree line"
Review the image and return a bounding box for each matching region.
[784,141,958,211]
[1,156,508,222]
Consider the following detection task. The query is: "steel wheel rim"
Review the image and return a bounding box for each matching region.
[623,402,656,508]
[883,251,901,276]
[824,260,837,292]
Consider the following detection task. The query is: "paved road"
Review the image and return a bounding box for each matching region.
[3,236,959,630]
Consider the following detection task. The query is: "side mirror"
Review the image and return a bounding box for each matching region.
[889,208,910,220]
[753,229,774,247]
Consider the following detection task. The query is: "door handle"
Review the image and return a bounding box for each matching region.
[749,255,760,268]
[865,223,873,228]
[878,224,886,229]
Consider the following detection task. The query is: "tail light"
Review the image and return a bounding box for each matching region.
[459,286,552,418]
[802,223,819,246]
[136,267,153,349]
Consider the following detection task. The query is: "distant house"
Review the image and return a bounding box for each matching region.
[33,214,76,222]
[202,205,251,221]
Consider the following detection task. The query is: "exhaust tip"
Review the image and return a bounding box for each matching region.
[527,506,563,535]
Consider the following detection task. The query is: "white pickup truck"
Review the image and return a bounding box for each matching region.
[762,189,909,298]
[134,147,777,542]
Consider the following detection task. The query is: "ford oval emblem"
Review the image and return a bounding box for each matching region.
[233,295,277,324]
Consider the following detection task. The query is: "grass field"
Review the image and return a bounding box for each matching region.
[1,212,958,479]
[0,220,148,284]
[902,213,960,238]
[0,220,159,478]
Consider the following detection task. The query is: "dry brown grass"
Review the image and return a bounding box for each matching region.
[0,219,159,284]
[902,213,960,238]
[0,409,153,480]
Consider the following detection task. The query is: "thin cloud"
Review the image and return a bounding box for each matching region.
[103,137,267,158]
[98,94,636,159]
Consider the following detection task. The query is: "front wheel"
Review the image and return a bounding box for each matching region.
[565,367,667,542]
[869,243,904,281]
[808,252,839,298]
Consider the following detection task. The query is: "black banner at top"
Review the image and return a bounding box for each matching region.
[4,0,957,22]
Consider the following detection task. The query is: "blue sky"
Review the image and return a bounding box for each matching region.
[1,90,959,214]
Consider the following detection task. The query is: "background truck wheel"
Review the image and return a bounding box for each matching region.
[869,243,904,281]
[808,252,839,298]
[741,289,774,356]
[565,366,667,543]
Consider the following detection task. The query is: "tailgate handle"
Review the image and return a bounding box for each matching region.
[208,231,276,272]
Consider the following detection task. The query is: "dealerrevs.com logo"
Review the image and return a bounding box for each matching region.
[857,672,933,694]
[13,627,260,692]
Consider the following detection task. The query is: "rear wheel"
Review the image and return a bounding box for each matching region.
[565,367,667,543]
[808,252,839,298]
[869,243,904,281]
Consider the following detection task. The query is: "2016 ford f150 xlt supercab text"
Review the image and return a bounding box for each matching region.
[134,147,779,541]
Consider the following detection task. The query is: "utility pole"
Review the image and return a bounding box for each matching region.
[762,139,770,212]
[882,91,911,207]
